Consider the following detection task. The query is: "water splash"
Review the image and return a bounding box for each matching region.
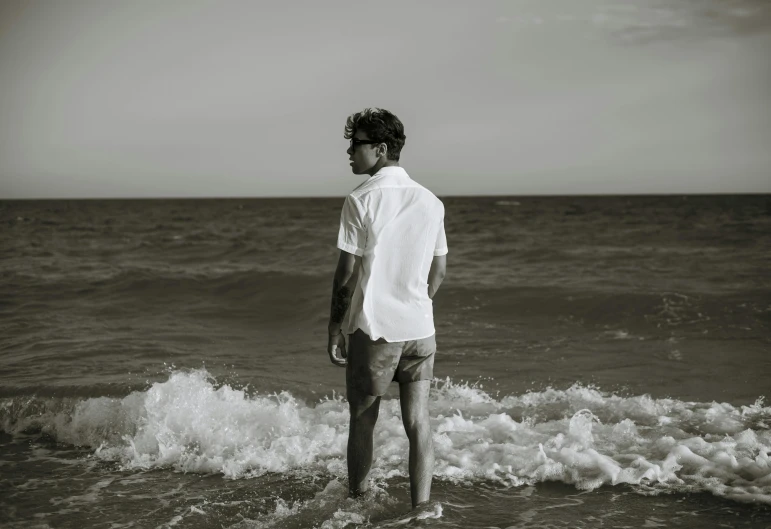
[2,369,769,506]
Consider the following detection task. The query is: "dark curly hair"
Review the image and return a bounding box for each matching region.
[344,108,406,162]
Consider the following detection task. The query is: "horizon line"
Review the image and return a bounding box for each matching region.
[1,191,769,201]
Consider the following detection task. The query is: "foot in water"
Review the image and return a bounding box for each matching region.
[412,501,442,520]
[371,501,442,527]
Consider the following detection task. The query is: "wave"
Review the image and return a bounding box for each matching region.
[1,369,769,506]
[4,267,327,323]
[7,261,768,324]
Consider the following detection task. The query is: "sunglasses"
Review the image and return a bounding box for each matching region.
[349,138,383,149]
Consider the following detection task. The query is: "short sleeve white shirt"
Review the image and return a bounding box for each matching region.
[336,166,448,342]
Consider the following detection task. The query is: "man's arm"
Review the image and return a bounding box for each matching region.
[428,254,446,299]
[328,250,361,334]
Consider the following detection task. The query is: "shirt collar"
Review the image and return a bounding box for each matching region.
[370,166,409,181]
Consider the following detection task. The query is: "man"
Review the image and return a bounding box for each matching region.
[326,108,448,510]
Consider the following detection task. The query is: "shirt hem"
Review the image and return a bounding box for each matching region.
[344,328,437,342]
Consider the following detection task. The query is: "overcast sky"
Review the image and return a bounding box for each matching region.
[1,0,769,198]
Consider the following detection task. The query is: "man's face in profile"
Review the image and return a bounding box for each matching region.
[347,131,381,175]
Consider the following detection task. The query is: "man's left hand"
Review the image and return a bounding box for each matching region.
[327,333,347,367]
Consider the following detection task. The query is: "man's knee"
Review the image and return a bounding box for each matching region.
[349,392,381,427]
[351,408,379,430]
[399,379,432,439]
[402,412,431,440]
[405,425,431,445]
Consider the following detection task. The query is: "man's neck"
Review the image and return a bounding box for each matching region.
[367,159,400,177]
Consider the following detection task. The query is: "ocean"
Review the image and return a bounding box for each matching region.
[1,195,770,528]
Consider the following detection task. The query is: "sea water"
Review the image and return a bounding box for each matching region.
[1,195,770,528]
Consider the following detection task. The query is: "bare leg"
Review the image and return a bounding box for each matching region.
[399,380,434,508]
[347,389,381,497]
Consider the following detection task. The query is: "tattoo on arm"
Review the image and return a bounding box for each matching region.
[330,279,353,324]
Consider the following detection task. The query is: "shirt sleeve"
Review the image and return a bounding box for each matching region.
[434,218,448,256]
[337,195,367,256]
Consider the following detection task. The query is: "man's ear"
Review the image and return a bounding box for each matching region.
[378,143,388,159]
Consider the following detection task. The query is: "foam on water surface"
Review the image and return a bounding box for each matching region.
[2,368,769,509]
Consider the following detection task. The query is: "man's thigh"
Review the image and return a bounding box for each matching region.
[394,334,436,386]
[346,329,404,398]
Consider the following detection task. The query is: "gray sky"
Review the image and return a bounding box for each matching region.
[1,0,769,198]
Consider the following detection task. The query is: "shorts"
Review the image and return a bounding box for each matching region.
[346,328,436,397]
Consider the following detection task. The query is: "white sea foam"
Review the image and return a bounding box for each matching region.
[2,369,769,506]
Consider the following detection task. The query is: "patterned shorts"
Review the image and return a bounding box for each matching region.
[346,328,436,397]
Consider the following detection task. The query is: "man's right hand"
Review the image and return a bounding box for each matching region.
[327,333,347,367]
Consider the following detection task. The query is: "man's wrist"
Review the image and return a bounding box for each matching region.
[328,326,343,336]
